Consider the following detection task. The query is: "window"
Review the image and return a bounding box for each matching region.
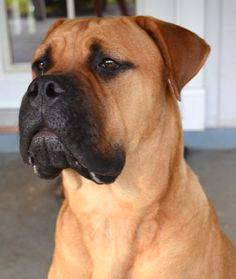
[2,0,135,70]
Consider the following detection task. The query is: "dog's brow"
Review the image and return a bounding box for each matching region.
[89,41,105,62]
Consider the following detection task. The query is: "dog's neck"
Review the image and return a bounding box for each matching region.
[58,97,209,279]
[62,96,205,220]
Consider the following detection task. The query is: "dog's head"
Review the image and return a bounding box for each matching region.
[19,16,210,184]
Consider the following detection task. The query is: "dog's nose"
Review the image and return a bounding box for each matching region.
[27,76,65,103]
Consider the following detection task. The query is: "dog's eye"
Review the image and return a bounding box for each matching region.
[38,61,44,71]
[32,50,52,75]
[99,58,120,71]
[37,61,45,75]
[32,60,46,75]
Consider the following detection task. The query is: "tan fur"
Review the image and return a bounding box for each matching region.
[31,16,236,279]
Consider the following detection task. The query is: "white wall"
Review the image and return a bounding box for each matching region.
[205,0,236,127]
[137,0,236,128]
[218,0,236,126]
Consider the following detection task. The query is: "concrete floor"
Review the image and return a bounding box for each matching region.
[0,150,235,279]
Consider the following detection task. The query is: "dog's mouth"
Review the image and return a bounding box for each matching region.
[24,127,123,184]
[19,74,125,184]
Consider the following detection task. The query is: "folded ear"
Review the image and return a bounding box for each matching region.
[134,16,210,100]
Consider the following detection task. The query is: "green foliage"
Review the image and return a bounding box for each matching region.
[5,0,29,16]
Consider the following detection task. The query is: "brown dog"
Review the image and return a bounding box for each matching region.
[19,16,236,278]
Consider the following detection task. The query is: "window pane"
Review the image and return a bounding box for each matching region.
[4,0,135,64]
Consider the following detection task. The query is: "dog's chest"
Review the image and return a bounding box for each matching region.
[78,214,137,279]
[74,213,160,279]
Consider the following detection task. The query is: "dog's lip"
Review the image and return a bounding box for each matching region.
[27,126,76,164]
[89,172,117,184]
[33,127,55,137]
[26,127,119,184]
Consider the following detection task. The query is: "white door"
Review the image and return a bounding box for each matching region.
[136,0,208,130]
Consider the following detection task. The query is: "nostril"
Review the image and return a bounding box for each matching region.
[45,82,64,98]
[46,83,57,98]
[28,83,38,99]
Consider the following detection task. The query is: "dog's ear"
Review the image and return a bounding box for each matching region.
[42,19,67,42]
[134,16,210,100]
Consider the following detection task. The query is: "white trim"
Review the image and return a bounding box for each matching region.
[204,0,221,127]
[0,2,31,109]
[0,0,13,72]
[66,0,76,19]
[0,1,29,72]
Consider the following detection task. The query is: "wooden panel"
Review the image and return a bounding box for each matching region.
[0,127,18,133]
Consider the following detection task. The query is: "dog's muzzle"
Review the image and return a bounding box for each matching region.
[19,75,125,184]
